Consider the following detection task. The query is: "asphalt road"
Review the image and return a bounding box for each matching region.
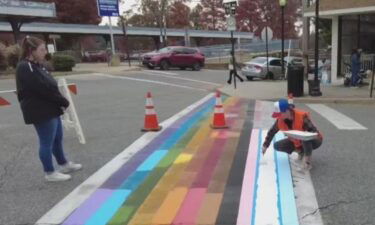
[0,68,374,225]
[0,69,227,225]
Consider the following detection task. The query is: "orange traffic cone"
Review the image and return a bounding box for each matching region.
[288,93,294,105]
[68,84,77,95]
[211,91,228,129]
[141,92,162,132]
[0,96,10,106]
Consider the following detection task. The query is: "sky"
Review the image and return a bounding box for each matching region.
[101,0,198,25]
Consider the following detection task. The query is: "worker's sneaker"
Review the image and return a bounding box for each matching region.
[45,171,71,182]
[59,162,82,174]
[303,161,313,170]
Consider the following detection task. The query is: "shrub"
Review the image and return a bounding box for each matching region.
[0,43,7,71]
[5,44,21,68]
[52,55,76,71]
[54,50,82,63]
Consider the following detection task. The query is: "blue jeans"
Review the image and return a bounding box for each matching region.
[33,117,68,173]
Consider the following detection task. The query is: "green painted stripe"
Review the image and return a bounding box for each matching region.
[107,115,206,225]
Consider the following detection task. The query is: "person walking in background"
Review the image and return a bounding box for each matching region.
[227,52,244,84]
[16,36,82,182]
[351,49,361,87]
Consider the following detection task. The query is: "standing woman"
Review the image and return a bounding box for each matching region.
[16,36,82,182]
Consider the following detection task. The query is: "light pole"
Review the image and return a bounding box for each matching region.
[310,0,322,96]
[279,0,287,76]
[120,15,131,67]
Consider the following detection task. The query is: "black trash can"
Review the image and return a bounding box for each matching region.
[287,65,304,97]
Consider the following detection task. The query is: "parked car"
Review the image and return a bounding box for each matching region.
[142,46,205,71]
[284,56,303,66]
[82,50,108,62]
[241,57,285,80]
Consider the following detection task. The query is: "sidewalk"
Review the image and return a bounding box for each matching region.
[73,62,141,75]
[219,79,375,104]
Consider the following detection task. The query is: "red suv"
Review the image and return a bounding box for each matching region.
[142,46,205,71]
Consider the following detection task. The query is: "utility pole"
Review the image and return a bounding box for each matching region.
[120,15,131,67]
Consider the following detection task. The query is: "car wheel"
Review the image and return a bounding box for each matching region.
[147,65,154,70]
[192,62,201,71]
[246,76,254,81]
[266,72,274,80]
[160,60,170,70]
[180,67,186,70]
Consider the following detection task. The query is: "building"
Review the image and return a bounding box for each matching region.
[303,0,375,83]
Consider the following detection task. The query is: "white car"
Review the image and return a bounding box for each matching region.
[241,57,284,80]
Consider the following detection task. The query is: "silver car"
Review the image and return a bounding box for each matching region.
[241,57,284,80]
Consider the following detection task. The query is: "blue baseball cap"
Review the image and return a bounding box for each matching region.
[272,99,290,118]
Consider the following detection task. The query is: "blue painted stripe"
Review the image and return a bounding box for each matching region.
[251,129,262,225]
[275,132,299,225]
[137,150,168,171]
[85,189,132,225]
[83,97,216,225]
[274,133,283,225]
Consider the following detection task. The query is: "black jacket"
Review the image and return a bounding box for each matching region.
[16,60,70,124]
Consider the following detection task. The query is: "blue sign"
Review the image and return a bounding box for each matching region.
[97,0,119,17]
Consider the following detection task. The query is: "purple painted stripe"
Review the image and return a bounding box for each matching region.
[62,97,213,225]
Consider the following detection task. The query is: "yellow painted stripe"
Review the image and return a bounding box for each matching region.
[128,117,212,225]
[151,98,238,224]
[196,101,247,224]
[128,98,237,225]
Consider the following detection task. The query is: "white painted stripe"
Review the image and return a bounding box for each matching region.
[307,104,367,130]
[145,70,179,76]
[35,93,215,225]
[254,130,280,225]
[139,71,221,86]
[0,90,15,94]
[93,73,207,92]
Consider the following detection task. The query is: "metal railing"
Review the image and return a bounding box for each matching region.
[342,54,375,74]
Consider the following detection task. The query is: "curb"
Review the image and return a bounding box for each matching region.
[219,89,375,104]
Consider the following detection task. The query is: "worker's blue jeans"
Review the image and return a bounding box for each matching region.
[33,117,68,173]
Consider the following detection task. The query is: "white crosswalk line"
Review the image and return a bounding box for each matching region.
[307,104,367,130]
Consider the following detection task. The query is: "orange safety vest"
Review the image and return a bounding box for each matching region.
[277,109,311,148]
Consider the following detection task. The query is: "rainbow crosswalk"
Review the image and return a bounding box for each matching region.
[60,96,299,225]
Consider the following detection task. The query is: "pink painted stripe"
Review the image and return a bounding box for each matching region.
[236,129,260,225]
[172,188,206,225]
[172,101,241,224]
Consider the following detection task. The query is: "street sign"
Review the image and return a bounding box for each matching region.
[227,16,236,31]
[261,27,273,41]
[97,0,119,17]
[223,0,237,15]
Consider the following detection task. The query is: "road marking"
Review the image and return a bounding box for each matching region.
[143,70,180,76]
[307,104,367,130]
[241,101,322,225]
[236,129,259,225]
[35,93,215,225]
[93,73,207,92]
[254,130,280,225]
[139,71,221,86]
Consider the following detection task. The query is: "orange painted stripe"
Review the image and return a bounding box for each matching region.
[151,98,237,224]
[196,193,224,224]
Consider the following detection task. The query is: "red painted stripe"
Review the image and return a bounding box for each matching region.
[172,100,241,224]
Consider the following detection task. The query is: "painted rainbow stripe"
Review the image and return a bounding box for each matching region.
[61,98,299,225]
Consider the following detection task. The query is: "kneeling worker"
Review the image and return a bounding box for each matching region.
[262,99,323,170]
